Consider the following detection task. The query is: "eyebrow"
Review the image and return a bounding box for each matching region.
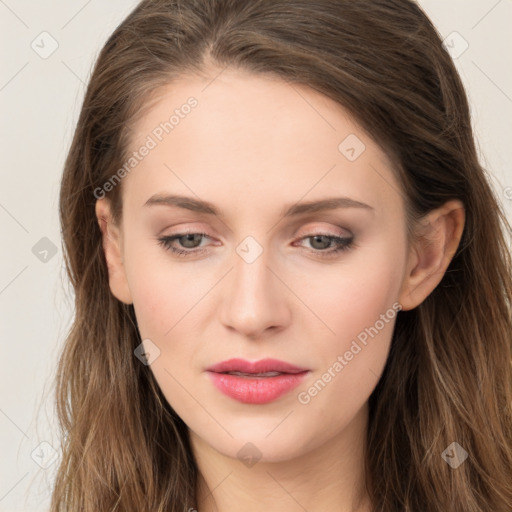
[143,194,374,217]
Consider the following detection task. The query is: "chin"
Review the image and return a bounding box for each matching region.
[204,427,312,465]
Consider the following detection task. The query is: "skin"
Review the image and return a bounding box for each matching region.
[95,66,465,512]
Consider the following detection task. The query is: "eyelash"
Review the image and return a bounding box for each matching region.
[156,231,356,259]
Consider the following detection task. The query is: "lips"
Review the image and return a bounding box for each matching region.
[206,357,308,375]
[205,358,310,404]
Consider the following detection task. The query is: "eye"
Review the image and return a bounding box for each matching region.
[156,232,356,259]
[157,232,211,258]
[295,233,356,258]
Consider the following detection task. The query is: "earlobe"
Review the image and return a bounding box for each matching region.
[95,198,133,305]
[398,199,465,311]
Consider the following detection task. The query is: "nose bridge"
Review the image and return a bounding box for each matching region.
[220,235,288,337]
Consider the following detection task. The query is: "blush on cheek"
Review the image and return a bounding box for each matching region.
[304,272,397,342]
[131,266,207,342]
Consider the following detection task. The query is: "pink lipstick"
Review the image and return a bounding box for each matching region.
[206,358,310,404]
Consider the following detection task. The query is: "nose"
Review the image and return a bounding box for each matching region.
[219,243,291,340]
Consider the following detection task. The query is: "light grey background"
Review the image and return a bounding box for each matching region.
[0,1,511,510]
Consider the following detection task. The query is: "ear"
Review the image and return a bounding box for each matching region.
[95,198,133,305]
[398,199,465,311]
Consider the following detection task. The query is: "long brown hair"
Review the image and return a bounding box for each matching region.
[54,0,512,510]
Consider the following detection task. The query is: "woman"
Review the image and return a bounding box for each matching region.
[53,0,512,510]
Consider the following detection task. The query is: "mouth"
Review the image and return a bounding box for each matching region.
[205,358,310,404]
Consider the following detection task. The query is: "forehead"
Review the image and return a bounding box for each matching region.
[120,68,403,221]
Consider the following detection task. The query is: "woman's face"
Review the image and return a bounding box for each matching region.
[97,67,416,463]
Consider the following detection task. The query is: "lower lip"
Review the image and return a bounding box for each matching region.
[206,371,310,404]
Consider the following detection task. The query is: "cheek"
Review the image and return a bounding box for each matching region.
[292,243,404,408]
[122,236,198,340]
[130,272,201,343]
[298,245,404,343]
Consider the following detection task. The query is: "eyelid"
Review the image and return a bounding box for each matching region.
[294,222,352,238]
[161,220,352,239]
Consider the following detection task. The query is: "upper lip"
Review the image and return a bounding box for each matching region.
[206,358,309,374]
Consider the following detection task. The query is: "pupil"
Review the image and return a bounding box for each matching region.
[182,234,201,248]
[311,235,330,250]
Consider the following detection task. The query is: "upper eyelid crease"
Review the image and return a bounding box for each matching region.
[143,194,375,219]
